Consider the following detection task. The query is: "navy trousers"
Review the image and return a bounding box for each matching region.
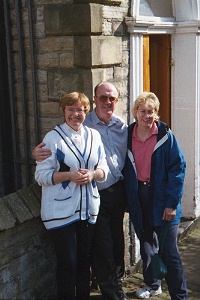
[49,220,94,300]
[136,184,188,300]
[92,180,126,300]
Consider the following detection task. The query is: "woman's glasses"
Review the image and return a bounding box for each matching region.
[138,109,155,116]
[65,108,86,114]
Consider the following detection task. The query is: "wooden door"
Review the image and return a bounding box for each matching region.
[143,35,171,126]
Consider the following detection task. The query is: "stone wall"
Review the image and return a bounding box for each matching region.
[0,2,134,297]
[0,183,56,299]
[8,0,130,161]
[0,183,134,299]
[7,0,132,267]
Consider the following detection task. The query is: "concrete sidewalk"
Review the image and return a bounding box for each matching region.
[90,218,200,300]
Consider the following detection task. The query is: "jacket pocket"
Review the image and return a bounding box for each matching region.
[53,189,79,219]
[88,187,100,216]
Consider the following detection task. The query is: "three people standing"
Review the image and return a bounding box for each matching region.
[34,86,188,300]
[33,82,129,300]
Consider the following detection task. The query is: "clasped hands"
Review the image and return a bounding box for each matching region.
[70,168,95,185]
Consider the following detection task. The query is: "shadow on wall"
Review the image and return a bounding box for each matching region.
[0,183,57,299]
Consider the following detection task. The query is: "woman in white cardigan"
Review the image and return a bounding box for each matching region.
[35,92,108,300]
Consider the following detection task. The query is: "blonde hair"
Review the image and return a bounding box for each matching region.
[60,92,90,115]
[132,92,160,121]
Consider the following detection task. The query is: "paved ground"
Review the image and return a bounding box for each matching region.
[90,218,200,300]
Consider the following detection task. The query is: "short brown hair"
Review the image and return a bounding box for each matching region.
[60,92,90,115]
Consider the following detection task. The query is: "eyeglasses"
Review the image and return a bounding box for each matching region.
[96,95,118,103]
[138,109,155,116]
[65,108,86,114]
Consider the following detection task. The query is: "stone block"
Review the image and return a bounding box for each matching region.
[38,37,73,54]
[40,117,63,136]
[0,219,44,257]
[3,192,33,224]
[74,0,122,4]
[44,4,102,35]
[75,36,122,67]
[47,68,93,101]
[39,101,60,118]
[60,52,74,68]
[91,68,116,90]
[0,200,16,231]
[35,21,45,37]
[37,53,59,68]
[37,0,71,3]
[29,183,42,201]
[17,187,41,218]
[37,70,47,84]
[37,84,48,102]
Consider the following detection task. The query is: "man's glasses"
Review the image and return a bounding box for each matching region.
[97,95,118,103]
[65,108,86,114]
[138,109,155,116]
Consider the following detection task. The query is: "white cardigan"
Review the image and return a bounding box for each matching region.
[35,124,108,230]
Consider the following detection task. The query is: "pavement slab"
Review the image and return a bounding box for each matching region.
[90,219,200,300]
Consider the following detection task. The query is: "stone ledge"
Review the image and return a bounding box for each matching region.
[178,217,200,240]
[17,186,41,218]
[0,183,41,232]
[2,193,33,225]
[0,201,16,231]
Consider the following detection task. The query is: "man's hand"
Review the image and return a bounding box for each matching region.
[32,142,51,162]
[162,208,176,221]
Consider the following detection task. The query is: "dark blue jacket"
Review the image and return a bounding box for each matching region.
[123,120,186,230]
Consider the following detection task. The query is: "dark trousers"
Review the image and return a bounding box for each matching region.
[92,180,126,300]
[136,184,188,300]
[49,220,94,300]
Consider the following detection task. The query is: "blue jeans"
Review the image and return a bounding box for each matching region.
[136,184,188,300]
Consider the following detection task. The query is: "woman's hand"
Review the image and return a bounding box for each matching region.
[76,168,95,184]
[78,168,105,183]
[162,208,176,221]
[54,168,104,185]
[53,169,89,185]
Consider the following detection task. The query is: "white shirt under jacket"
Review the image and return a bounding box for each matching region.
[35,123,108,230]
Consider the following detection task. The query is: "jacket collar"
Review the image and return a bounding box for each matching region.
[127,120,169,150]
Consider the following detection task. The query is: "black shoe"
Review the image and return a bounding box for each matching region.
[119,291,130,300]
[102,291,129,300]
